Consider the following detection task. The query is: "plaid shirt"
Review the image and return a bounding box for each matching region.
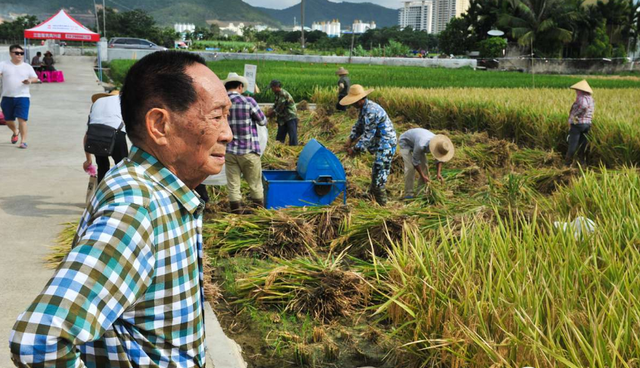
[568,93,594,125]
[10,146,206,368]
[226,92,267,155]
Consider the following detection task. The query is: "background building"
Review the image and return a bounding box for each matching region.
[352,20,376,34]
[398,0,469,34]
[311,20,341,37]
[174,23,196,33]
[398,1,434,33]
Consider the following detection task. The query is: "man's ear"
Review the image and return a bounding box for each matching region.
[144,108,172,146]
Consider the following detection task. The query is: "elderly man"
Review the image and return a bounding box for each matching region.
[0,44,39,149]
[267,79,298,146]
[399,128,454,199]
[341,84,397,206]
[10,51,232,367]
[222,72,268,213]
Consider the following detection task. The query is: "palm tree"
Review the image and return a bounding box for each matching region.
[500,0,576,57]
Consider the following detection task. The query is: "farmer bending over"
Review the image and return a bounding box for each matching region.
[341,84,397,206]
[399,128,454,200]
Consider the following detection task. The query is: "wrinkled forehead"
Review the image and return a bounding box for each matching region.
[187,64,230,109]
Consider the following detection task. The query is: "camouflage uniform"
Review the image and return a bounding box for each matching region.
[349,99,397,205]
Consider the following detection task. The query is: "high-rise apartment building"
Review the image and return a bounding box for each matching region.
[398,0,469,34]
[398,1,433,33]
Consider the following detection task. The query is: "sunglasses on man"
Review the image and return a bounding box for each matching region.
[12,52,25,55]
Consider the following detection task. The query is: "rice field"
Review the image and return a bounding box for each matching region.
[53,61,640,367]
[107,59,640,102]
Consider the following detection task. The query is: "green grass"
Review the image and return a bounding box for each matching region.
[108,59,640,102]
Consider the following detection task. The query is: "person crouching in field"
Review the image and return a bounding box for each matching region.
[565,80,594,167]
[341,85,397,206]
[399,128,454,200]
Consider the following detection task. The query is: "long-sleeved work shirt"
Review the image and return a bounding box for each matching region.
[272,89,297,126]
[10,146,206,368]
[568,93,594,125]
[399,128,436,166]
[349,99,397,154]
[226,91,267,155]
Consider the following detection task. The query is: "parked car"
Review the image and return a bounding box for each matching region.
[108,37,168,51]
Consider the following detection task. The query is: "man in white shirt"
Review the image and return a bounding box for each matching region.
[0,45,39,149]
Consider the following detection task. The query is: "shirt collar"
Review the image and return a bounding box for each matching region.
[128,146,204,215]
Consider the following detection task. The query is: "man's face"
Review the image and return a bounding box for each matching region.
[271,86,281,94]
[10,48,24,63]
[354,98,366,109]
[165,63,232,187]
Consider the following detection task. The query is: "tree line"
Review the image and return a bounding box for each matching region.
[2,0,637,59]
[440,0,639,58]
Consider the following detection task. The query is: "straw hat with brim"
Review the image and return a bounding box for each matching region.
[91,90,119,103]
[339,84,374,106]
[336,67,349,75]
[570,80,593,94]
[222,72,249,90]
[429,135,455,162]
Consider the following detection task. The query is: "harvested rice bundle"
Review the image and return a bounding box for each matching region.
[236,256,368,322]
[264,212,318,258]
[45,222,77,268]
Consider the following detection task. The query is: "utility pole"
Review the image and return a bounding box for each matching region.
[93,0,100,34]
[300,0,305,54]
[102,0,107,39]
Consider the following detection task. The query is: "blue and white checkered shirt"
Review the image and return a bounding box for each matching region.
[10,146,207,368]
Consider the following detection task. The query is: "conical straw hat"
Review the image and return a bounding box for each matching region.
[336,67,349,75]
[429,135,455,162]
[570,80,593,94]
[339,84,374,106]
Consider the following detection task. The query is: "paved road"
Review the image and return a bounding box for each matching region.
[0,56,102,365]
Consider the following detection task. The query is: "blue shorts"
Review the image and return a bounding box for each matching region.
[1,97,30,121]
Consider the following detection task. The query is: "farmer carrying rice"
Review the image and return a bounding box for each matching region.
[398,128,454,199]
[341,84,397,206]
[565,80,594,167]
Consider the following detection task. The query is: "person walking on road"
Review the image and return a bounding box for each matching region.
[335,67,350,112]
[10,51,233,367]
[267,79,298,146]
[223,72,268,214]
[0,45,39,149]
[399,128,454,199]
[565,79,594,167]
[341,84,397,206]
[82,90,128,183]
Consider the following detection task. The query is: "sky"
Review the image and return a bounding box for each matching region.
[243,0,400,10]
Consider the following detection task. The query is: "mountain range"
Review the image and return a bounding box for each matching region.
[256,0,399,28]
[0,0,400,29]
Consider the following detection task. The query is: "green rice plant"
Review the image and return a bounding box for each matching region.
[314,87,640,166]
[107,59,640,102]
[366,168,640,367]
